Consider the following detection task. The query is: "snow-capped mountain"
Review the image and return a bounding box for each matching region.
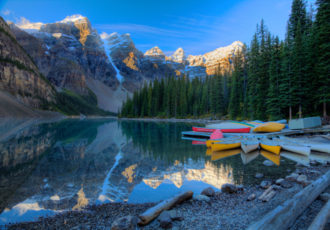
[7,14,244,112]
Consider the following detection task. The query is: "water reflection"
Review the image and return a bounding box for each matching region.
[0,119,300,225]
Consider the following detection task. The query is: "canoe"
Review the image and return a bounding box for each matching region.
[253,122,285,133]
[241,150,259,164]
[211,141,241,152]
[281,151,310,166]
[211,148,241,161]
[309,152,330,164]
[241,140,259,154]
[280,142,311,156]
[280,136,330,154]
[260,143,281,155]
[192,127,251,133]
[206,140,221,148]
[192,127,216,132]
[260,150,280,166]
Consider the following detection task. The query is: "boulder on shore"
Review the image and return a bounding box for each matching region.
[221,183,237,194]
[201,187,215,197]
[111,215,139,230]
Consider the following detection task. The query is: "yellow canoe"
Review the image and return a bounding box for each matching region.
[205,140,221,148]
[211,148,241,161]
[260,143,281,155]
[260,150,280,166]
[211,141,241,152]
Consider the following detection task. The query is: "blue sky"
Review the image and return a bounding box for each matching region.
[0,0,316,55]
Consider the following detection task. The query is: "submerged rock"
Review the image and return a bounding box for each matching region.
[111,215,139,230]
[263,160,274,166]
[221,183,237,194]
[201,187,215,197]
[255,173,264,179]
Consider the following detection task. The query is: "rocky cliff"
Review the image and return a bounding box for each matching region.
[0,17,56,111]
[7,14,244,112]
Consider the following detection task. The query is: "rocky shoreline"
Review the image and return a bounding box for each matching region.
[7,164,330,230]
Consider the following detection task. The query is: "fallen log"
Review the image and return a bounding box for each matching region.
[258,186,274,201]
[307,199,330,230]
[138,191,193,225]
[248,170,330,230]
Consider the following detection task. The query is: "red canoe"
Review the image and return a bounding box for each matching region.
[192,126,251,133]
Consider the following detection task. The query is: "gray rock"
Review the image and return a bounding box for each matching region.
[272,185,282,191]
[263,160,274,166]
[260,180,272,189]
[194,194,210,202]
[237,185,244,191]
[247,193,256,201]
[286,173,299,181]
[296,175,307,183]
[111,215,139,230]
[158,211,172,229]
[280,181,293,188]
[201,187,215,197]
[319,193,330,201]
[255,173,264,179]
[168,210,183,221]
[275,178,284,185]
[221,183,237,194]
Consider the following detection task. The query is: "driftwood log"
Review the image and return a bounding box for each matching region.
[258,186,276,202]
[138,191,193,225]
[248,170,330,230]
[307,199,330,230]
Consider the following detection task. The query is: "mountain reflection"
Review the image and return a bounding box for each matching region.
[0,119,296,225]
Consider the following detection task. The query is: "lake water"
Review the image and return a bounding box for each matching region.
[0,118,299,225]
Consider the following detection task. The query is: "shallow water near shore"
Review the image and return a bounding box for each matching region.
[0,118,302,225]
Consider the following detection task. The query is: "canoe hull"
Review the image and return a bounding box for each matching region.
[192,127,251,133]
[260,143,281,155]
[211,142,241,152]
[241,143,259,154]
[281,144,311,156]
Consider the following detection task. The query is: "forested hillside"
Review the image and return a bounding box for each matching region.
[120,0,329,120]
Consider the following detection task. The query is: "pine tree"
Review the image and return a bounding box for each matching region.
[266,36,283,120]
[314,0,330,116]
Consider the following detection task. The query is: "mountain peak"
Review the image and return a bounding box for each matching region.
[170,47,186,63]
[59,14,87,24]
[144,46,165,57]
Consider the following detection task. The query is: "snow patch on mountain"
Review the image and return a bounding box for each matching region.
[59,14,86,24]
[101,33,124,82]
[16,17,44,31]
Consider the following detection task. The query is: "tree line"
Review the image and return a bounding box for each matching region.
[120,0,329,120]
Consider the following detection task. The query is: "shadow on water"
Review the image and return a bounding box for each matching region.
[0,119,298,225]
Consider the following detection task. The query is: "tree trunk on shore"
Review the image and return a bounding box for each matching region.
[299,104,302,118]
[289,106,292,120]
[323,102,327,117]
[247,170,330,230]
[307,199,330,230]
[138,191,193,226]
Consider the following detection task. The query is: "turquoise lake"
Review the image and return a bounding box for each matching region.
[0,118,300,226]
